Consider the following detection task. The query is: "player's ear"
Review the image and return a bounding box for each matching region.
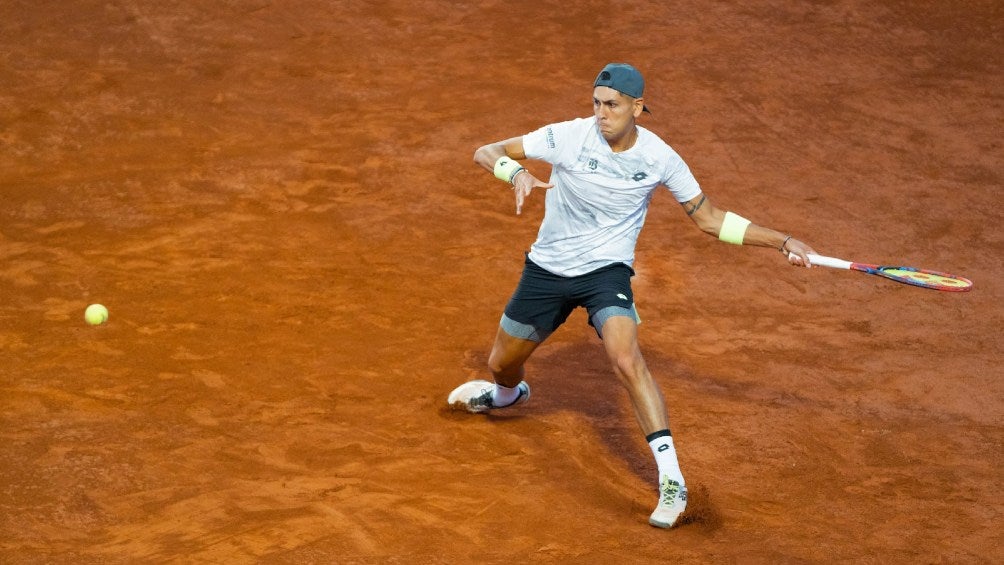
[633,97,645,117]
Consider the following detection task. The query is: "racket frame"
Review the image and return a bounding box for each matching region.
[798,253,973,292]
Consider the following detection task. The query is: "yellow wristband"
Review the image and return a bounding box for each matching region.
[719,211,751,245]
[493,156,525,184]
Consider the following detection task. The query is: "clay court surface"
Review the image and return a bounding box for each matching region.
[2,1,1001,562]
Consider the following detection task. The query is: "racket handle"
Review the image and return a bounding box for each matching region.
[789,252,852,270]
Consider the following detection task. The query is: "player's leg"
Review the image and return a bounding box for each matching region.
[599,315,688,528]
[449,256,564,413]
[578,264,672,435]
[487,324,541,388]
[597,315,668,433]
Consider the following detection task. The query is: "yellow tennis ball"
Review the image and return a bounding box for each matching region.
[84,304,109,325]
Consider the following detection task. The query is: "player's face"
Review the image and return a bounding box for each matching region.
[593,86,643,146]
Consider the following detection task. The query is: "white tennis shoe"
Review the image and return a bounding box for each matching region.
[649,475,687,528]
[447,380,530,413]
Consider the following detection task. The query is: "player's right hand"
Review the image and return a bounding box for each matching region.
[512,170,553,215]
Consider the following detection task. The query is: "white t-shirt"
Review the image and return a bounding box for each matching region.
[522,117,702,276]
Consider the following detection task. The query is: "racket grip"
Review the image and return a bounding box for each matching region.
[789,252,852,270]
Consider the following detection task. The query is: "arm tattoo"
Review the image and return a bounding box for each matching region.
[685,194,707,216]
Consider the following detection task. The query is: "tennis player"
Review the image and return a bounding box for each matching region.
[448,63,816,528]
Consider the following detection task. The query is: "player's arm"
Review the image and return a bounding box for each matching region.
[474,137,553,215]
[474,137,526,168]
[681,193,816,267]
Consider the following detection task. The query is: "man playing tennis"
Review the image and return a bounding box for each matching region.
[448,63,816,528]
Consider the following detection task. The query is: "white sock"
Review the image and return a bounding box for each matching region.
[492,383,520,406]
[648,432,685,485]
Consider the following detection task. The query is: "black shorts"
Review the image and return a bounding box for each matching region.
[501,255,640,342]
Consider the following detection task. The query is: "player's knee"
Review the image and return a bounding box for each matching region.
[487,348,521,379]
[486,354,506,376]
[610,351,646,383]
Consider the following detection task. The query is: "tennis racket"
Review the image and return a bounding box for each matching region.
[794,253,973,292]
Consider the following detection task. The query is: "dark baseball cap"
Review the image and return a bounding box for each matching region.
[594,63,651,113]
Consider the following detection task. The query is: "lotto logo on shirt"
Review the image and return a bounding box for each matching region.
[545,127,556,149]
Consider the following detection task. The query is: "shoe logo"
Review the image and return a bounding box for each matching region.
[617,293,628,301]
[660,477,683,501]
